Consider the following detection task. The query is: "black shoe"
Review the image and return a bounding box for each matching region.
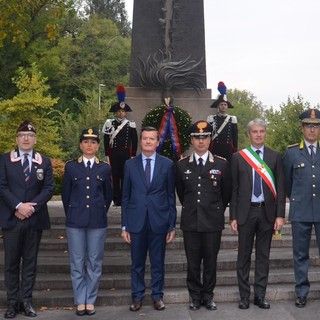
[239,297,250,309]
[295,296,307,308]
[254,297,270,309]
[189,300,200,310]
[20,302,37,317]
[4,304,18,319]
[86,309,96,316]
[203,299,217,310]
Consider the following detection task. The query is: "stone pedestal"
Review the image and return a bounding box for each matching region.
[125,87,215,136]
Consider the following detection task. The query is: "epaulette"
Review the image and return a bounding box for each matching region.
[65,159,76,164]
[231,115,238,124]
[129,121,136,128]
[287,143,299,148]
[100,159,111,166]
[178,155,189,162]
[214,154,227,161]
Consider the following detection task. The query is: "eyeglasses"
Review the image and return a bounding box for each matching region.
[303,124,320,129]
[16,133,36,139]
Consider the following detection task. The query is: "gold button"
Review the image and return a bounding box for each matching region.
[197,199,200,203]
[313,185,316,188]
[198,184,201,187]
[86,186,90,189]
[86,204,90,208]
[86,177,90,180]
[86,195,90,199]
[313,194,316,197]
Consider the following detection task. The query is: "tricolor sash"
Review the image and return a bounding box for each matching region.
[239,147,277,200]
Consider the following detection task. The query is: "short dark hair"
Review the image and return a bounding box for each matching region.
[140,126,160,140]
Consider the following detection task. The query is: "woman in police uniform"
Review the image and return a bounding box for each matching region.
[62,128,113,316]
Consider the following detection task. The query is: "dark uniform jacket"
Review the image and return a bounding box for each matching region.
[62,156,113,228]
[207,114,238,161]
[230,146,286,225]
[0,149,54,230]
[102,118,138,157]
[283,141,320,222]
[176,152,232,232]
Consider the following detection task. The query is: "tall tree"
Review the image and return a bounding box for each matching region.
[264,95,312,155]
[0,63,63,158]
[0,0,68,48]
[225,88,263,150]
[85,0,131,36]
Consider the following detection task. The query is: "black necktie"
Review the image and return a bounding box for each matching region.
[86,161,91,170]
[309,145,315,162]
[253,150,262,197]
[145,158,151,186]
[198,157,203,173]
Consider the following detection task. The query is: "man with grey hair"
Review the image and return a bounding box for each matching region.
[229,118,286,310]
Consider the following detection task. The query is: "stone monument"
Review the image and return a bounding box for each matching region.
[126,0,214,140]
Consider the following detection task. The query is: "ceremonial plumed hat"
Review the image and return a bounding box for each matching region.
[80,128,100,143]
[188,121,212,138]
[17,120,36,133]
[299,108,320,124]
[109,85,132,112]
[210,81,234,109]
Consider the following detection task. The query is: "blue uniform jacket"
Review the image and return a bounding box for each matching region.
[283,141,320,222]
[62,157,113,228]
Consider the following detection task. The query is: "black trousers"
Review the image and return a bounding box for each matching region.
[2,219,42,305]
[237,206,273,299]
[109,148,131,205]
[183,230,222,301]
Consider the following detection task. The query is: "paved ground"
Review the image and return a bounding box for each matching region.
[1,300,320,320]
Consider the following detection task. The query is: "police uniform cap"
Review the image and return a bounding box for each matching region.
[17,120,36,133]
[299,108,320,124]
[188,121,212,138]
[80,128,100,143]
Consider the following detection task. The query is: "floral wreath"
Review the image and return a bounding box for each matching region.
[141,103,192,161]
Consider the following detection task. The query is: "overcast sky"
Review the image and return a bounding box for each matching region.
[123,0,320,108]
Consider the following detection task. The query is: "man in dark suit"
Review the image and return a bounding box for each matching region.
[176,121,232,311]
[283,108,320,308]
[230,118,285,310]
[0,120,54,318]
[121,126,176,312]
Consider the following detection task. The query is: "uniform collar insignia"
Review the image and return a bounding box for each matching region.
[184,169,192,174]
[32,152,43,165]
[10,150,21,162]
[78,155,83,163]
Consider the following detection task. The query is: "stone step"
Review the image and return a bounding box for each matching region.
[1,267,320,291]
[1,248,319,274]
[36,234,319,251]
[1,283,320,308]
[35,222,298,238]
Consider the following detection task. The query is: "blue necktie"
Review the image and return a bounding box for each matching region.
[22,153,30,182]
[145,158,151,186]
[253,150,262,197]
